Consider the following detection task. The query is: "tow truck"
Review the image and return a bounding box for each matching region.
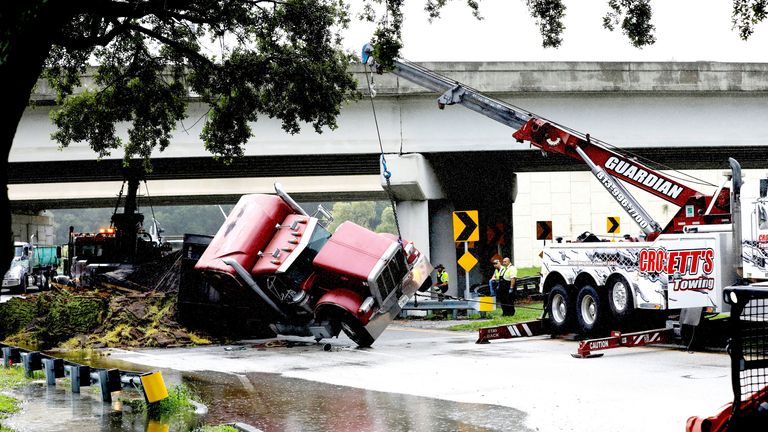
[66,169,170,287]
[362,45,768,351]
[194,183,432,347]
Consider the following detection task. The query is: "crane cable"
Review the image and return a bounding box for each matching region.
[364,64,403,244]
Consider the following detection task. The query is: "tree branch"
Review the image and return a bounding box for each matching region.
[55,18,131,50]
[126,22,213,67]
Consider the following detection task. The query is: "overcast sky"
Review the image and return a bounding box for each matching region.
[344,0,768,62]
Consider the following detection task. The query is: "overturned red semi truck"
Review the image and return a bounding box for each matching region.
[195,184,432,347]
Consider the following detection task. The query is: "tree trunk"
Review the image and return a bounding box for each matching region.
[0,2,67,276]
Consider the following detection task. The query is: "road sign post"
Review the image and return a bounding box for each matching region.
[454,211,479,299]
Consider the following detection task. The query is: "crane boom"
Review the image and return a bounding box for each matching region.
[363,47,731,236]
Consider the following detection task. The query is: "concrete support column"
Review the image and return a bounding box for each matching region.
[428,200,458,297]
[394,201,430,262]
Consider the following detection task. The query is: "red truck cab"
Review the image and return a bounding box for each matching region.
[195,184,431,347]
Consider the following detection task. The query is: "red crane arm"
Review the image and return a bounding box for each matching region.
[513,118,731,233]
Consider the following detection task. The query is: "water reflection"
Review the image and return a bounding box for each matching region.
[187,371,532,432]
[6,355,531,432]
[4,382,200,432]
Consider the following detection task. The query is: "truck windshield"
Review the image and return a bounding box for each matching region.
[14,246,24,257]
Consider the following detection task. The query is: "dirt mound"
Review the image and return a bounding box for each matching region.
[85,291,210,348]
[0,253,211,350]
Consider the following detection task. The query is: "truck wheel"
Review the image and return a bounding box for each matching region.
[546,285,574,334]
[607,276,634,323]
[339,313,375,348]
[576,285,607,336]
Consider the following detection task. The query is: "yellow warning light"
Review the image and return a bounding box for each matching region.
[140,371,169,404]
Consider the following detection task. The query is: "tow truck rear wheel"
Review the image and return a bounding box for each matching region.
[576,285,607,336]
[546,285,574,334]
[607,276,634,324]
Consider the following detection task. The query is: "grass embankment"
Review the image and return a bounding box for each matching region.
[444,266,543,332]
[448,302,544,331]
[516,266,541,278]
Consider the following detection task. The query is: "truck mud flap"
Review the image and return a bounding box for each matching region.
[476,319,548,344]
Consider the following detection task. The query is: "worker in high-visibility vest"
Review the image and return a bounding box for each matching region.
[432,264,449,300]
[488,259,502,296]
[497,257,518,316]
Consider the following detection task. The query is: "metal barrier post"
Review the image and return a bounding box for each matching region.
[42,358,65,385]
[65,364,91,393]
[95,368,121,402]
[2,347,20,367]
[21,351,42,377]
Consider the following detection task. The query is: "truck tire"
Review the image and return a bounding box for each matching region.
[607,276,634,323]
[339,313,375,348]
[576,285,607,336]
[546,285,574,334]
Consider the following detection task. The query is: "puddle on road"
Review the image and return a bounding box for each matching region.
[5,354,532,432]
[3,383,200,432]
[187,371,532,432]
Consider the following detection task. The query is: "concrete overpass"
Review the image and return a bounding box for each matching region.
[10,61,768,293]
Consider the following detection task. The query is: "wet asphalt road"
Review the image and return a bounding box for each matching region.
[107,324,732,432]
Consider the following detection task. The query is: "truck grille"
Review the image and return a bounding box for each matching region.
[374,252,408,303]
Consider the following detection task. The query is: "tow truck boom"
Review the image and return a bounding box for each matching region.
[363,46,731,236]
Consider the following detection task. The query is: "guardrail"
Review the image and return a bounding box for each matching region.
[0,343,168,404]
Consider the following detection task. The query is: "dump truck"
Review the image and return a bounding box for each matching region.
[2,241,60,293]
[194,183,432,347]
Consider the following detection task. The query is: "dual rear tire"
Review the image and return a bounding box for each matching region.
[547,279,632,336]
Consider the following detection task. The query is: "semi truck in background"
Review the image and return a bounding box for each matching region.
[2,240,60,293]
[195,183,432,347]
[362,45,768,340]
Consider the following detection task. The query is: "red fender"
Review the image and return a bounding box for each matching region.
[314,288,372,325]
[685,403,730,432]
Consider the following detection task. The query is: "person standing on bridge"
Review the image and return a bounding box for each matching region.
[497,257,518,316]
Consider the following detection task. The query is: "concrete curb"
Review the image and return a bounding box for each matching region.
[229,422,263,432]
